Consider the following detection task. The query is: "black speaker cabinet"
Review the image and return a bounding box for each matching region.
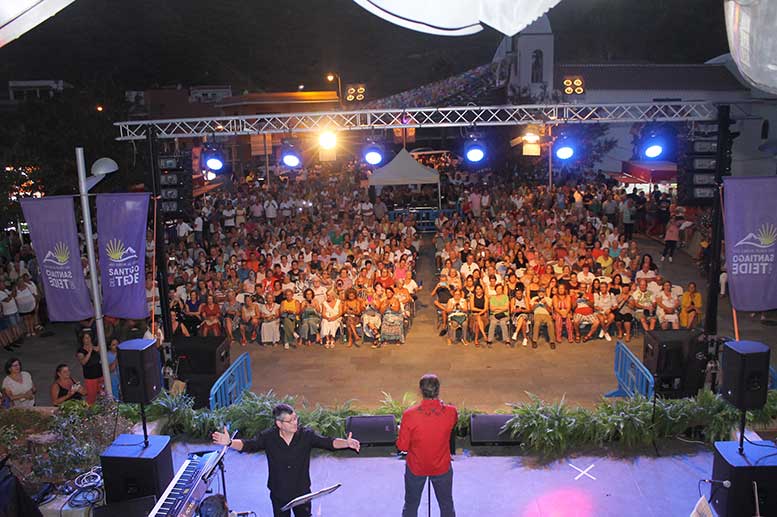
[118,338,162,404]
[711,440,777,517]
[173,336,230,376]
[345,415,397,446]
[721,340,771,411]
[469,414,520,446]
[185,373,219,409]
[643,328,706,398]
[92,495,157,517]
[100,434,173,503]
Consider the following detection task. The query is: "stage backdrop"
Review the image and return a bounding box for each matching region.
[723,176,777,312]
[96,193,149,319]
[20,196,93,321]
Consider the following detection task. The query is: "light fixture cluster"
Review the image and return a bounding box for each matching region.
[562,76,585,96]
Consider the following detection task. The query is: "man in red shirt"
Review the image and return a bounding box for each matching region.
[396,374,457,517]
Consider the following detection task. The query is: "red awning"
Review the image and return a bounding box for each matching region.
[621,160,677,183]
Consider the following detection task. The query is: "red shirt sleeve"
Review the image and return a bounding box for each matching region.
[396,408,413,452]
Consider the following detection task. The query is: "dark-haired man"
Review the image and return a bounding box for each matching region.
[212,403,360,517]
[397,374,457,517]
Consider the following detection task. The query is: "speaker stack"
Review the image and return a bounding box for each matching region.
[100,434,174,504]
[642,329,707,398]
[173,336,231,408]
[117,338,162,404]
[710,341,776,517]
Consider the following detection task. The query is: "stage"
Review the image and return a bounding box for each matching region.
[171,440,714,516]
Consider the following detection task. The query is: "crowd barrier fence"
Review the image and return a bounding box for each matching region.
[605,341,655,399]
[210,352,252,410]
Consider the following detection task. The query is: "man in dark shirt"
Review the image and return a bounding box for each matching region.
[212,403,360,517]
[397,374,457,517]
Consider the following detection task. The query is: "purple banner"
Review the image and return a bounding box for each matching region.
[97,193,149,319]
[20,197,93,321]
[724,176,777,312]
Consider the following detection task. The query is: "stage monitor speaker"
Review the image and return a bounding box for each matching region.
[117,338,162,404]
[185,373,219,409]
[720,340,771,411]
[711,440,777,517]
[92,495,157,517]
[173,336,230,376]
[643,328,706,398]
[100,434,173,503]
[345,415,397,446]
[469,414,520,446]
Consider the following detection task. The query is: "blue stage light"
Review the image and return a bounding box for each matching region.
[202,147,225,171]
[363,142,384,165]
[464,140,486,163]
[282,153,301,168]
[644,143,664,159]
[555,144,574,160]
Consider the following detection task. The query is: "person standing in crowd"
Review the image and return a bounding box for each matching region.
[50,364,86,406]
[0,279,23,351]
[397,374,457,517]
[76,332,103,405]
[2,358,35,408]
[211,403,360,517]
[661,216,680,263]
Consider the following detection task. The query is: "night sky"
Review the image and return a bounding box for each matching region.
[0,0,729,99]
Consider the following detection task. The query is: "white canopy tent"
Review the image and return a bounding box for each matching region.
[368,148,441,209]
[1,0,76,48]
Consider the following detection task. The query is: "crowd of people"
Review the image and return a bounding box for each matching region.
[0,148,717,407]
[431,181,703,348]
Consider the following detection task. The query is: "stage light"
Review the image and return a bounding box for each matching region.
[562,75,585,96]
[644,143,664,159]
[204,170,216,181]
[345,83,367,102]
[555,143,574,160]
[523,131,540,144]
[319,131,337,150]
[202,147,224,171]
[281,140,302,168]
[363,142,384,165]
[464,139,486,163]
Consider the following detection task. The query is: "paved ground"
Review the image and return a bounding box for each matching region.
[12,234,776,408]
[162,439,718,517]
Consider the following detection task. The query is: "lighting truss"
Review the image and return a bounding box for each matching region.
[115,101,718,141]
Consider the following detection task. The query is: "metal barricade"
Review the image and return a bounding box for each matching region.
[209,352,252,410]
[770,366,777,391]
[605,341,655,399]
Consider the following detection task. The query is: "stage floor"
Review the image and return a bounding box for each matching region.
[172,440,715,516]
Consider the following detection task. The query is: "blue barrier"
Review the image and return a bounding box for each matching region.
[605,341,655,399]
[209,352,252,410]
[770,366,777,390]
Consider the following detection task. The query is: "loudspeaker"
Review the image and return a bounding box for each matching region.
[720,340,771,411]
[118,338,162,404]
[345,415,397,446]
[185,373,219,409]
[100,434,173,503]
[643,329,707,398]
[469,414,520,446]
[711,440,777,516]
[173,336,230,376]
[92,495,157,517]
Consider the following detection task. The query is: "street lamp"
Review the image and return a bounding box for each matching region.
[76,148,118,398]
[326,72,343,109]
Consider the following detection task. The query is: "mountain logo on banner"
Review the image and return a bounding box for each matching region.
[734,223,777,249]
[42,242,71,266]
[106,238,138,263]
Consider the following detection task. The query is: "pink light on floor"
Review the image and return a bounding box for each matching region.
[521,488,595,517]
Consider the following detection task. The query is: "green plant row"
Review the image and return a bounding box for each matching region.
[114,388,777,458]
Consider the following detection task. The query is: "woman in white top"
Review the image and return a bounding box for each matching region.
[14,277,38,337]
[2,357,35,408]
[259,298,281,347]
[320,291,342,349]
[656,281,681,330]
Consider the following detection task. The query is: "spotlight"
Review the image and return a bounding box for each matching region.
[644,143,664,159]
[363,142,384,165]
[281,140,302,168]
[555,138,575,160]
[464,138,486,163]
[204,170,217,181]
[319,131,337,150]
[202,147,224,171]
[345,83,367,102]
[640,132,667,160]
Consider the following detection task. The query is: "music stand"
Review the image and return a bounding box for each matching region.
[281,484,341,514]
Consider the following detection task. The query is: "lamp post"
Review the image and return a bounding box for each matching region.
[75,147,118,399]
[326,72,343,109]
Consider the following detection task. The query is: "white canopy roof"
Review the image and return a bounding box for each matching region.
[1,0,76,48]
[368,149,440,186]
